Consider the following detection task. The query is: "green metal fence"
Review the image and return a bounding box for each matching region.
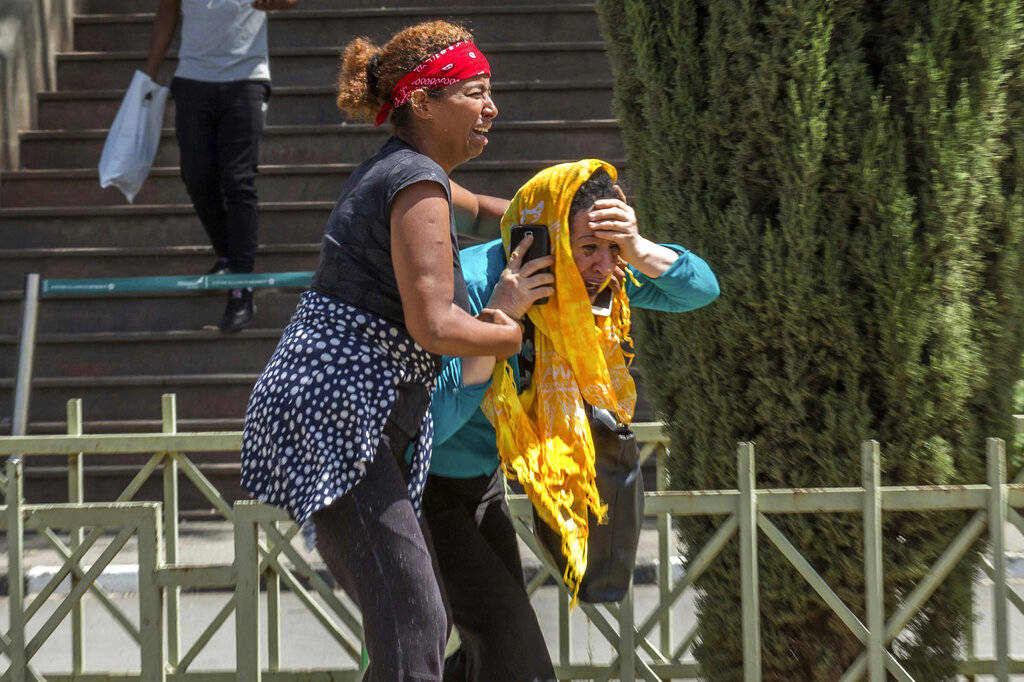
[0,395,1021,681]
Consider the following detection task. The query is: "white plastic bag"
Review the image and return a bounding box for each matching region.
[98,70,169,203]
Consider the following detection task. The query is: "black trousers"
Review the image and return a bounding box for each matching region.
[422,471,556,682]
[312,384,450,681]
[170,77,269,274]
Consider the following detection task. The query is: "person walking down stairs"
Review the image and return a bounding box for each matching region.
[143,0,298,331]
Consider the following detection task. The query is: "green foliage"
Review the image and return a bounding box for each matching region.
[596,0,1024,678]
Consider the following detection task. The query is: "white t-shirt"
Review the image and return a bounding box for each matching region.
[175,0,270,82]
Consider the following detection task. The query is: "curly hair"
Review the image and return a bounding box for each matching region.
[570,169,618,219]
[336,21,475,129]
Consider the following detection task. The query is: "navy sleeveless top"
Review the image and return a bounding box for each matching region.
[311,136,471,329]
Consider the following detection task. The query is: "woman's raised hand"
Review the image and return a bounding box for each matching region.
[487,233,555,320]
[587,186,679,278]
[608,257,628,294]
[586,185,647,264]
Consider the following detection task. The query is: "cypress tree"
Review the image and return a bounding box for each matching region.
[596,0,1024,678]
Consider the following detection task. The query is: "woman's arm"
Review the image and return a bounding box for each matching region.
[391,181,522,358]
[144,0,181,80]
[431,356,495,446]
[450,180,510,236]
[625,246,720,312]
[461,355,498,385]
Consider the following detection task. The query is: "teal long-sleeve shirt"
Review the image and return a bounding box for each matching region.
[425,239,719,479]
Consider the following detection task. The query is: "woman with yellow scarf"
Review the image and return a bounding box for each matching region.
[420,160,719,681]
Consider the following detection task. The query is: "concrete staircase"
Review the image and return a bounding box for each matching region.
[0,0,637,504]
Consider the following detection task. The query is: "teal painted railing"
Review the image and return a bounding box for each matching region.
[11,272,314,437]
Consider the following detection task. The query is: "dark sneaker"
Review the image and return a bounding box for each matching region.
[206,258,230,276]
[219,289,254,332]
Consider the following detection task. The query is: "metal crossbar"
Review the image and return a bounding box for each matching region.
[0,479,164,681]
[0,397,1022,681]
[1,395,368,681]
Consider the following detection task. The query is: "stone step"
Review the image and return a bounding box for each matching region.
[20,120,623,169]
[1,417,244,435]
[0,202,333,249]
[0,373,260,422]
[0,243,320,289]
[0,371,656,424]
[0,202,496,250]
[0,288,304,335]
[74,0,526,14]
[37,80,614,129]
[57,42,611,90]
[0,367,655,423]
[72,6,601,52]
[1,158,626,207]
[0,329,283,377]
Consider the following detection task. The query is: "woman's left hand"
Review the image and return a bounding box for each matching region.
[586,186,649,265]
[607,258,628,294]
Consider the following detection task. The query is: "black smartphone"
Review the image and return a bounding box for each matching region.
[509,224,551,305]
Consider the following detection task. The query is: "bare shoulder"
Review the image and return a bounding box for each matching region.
[390,181,451,238]
[392,180,448,210]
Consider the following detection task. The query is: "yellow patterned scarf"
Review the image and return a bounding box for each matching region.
[481,160,637,602]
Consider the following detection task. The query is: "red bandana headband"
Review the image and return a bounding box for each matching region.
[374,41,491,126]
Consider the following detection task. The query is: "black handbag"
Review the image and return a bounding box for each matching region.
[532,402,644,603]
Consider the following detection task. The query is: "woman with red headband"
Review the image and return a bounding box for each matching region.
[240,21,520,680]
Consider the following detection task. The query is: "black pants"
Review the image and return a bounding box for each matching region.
[170,77,269,274]
[312,384,450,681]
[422,471,556,682]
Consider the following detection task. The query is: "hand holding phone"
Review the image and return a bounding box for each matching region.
[508,225,552,305]
[486,227,556,318]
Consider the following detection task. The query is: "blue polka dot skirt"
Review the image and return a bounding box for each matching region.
[241,290,438,524]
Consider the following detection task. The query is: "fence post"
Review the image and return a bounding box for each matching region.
[67,399,85,673]
[619,579,636,682]
[986,438,1008,682]
[7,457,26,682]
[558,587,571,678]
[964,583,977,681]
[862,441,885,682]
[267,520,281,671]
[737,442,761,682]
[137,505,166,682]
[12,273,41,437]
[161,394,180,668]
[235,505,262,682]
[656,442,673,659]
